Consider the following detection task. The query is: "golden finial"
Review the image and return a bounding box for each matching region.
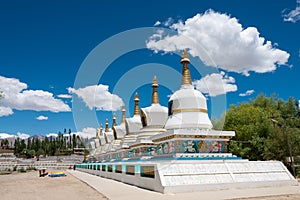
[152,75,158,87]
[134,92,140,115]
[105,118,109,132]
[134,92,139,101]
[152,75,159,104]
[181,49,190,63]
[121,106,126,123]
[112,113,116,128]
[99,124,103,136]
[180,49,192,85]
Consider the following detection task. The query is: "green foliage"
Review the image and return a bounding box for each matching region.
[212,114,226,130]
[220,93,300,170]
[13,128,86,157]
[36,148,45,156]
[1,139,9,148]
[18,167,26,173]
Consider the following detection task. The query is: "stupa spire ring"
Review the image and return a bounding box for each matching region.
[121,106,126,123]
[152,75,159,104]
[180,49,192,85]
[134,92,140,115]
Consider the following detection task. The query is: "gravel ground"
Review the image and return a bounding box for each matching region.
[0,170,107,200]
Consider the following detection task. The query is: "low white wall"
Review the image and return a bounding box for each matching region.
[76,160,298,194]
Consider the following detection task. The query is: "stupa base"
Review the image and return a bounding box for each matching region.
[76,158,298,193]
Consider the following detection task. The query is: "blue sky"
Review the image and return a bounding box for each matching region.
[0,0,299,138]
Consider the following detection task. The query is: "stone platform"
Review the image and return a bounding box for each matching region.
[76,158,298,193]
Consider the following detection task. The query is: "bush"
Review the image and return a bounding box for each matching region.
[18,167,26,173]
[296,167,300,178]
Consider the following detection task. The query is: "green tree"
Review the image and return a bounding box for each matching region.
[68,129,72,148]
[14,138,20,154]
[36,148,45,156]
[72,134,76,148]
[20,139,26,153]
[212,114,225,130]
[223,94,300,163]
[27,138,31,150]
[1,139,9,148]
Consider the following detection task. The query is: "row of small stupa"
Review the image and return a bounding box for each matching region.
[88,50,232,162]
[81,50,298,194]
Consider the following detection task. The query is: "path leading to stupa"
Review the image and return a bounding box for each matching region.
[69,170,300,200]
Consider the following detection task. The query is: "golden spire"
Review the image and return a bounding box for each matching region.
[96,129,99,139]
[121,106,126,123]
[134,92,140,115]
[152,75,159,104]
[112,113,116,128]
[99,124,103,136]
[180,49,192,85]
[105,118,109,132]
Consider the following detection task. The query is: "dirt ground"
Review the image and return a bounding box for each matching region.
[234,194,300,200]
[0,170,107,200]
[0,170,299,200]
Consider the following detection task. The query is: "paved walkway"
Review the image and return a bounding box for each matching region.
[69,170,300,200]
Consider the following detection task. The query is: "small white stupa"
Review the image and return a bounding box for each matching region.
[120,92,142,148]
[129,76,168,157]
[138,76,167,137]
[110,107,127,151]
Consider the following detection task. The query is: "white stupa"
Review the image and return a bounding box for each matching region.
[164,49,212,130]
[100,119,114,154]
[110,107,127,151]
[138,76,168,137]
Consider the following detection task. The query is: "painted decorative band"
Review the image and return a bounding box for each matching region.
[172,108,208,114]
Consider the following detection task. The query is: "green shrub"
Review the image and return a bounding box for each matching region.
[19,167,26,173]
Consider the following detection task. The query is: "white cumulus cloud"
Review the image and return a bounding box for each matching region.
[57,94,72,99]
[147,10,290,76]
[154,21,161,26]
[193,72,237,97]
[0,106,13,117]
[73,127,96,139]
[163,17,173,26]
[282,0,300,23]
[68,84,123,111]
[0,76,71,117]
[36,115,48,120]
[239,89,255,97]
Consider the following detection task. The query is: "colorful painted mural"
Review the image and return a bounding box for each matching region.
[91,139,228,162]
[157,140,228,154]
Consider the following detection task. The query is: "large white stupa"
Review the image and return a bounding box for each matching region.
[165,49,212,130]
[77,50,298,193]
